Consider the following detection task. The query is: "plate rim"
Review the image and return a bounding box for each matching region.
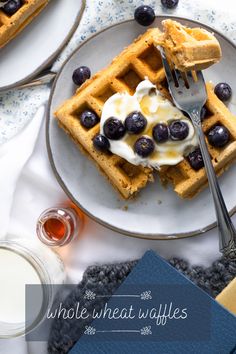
[46,15,236,240]
[0,0,86,92]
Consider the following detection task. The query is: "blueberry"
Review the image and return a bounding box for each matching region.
[161,0,179,9]
[3,0,22,15]
[124,111,147,134]
[134,137,155,158]
[214,83,232,102]
[93,134,110,152]
[153,123,169,143]
[208,125,230,147]
[188,148,204,171]
[80,110,99,129]
[72,66,91,86]
[103,118,126,140]
[169,120,189,140]
[134,5,155,26]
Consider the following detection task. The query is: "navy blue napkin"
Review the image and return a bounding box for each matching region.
[69,250,236,354]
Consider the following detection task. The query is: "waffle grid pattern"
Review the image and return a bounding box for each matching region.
[160,83,236,198]
[55,28,166,199]
[0,0,49,48]
[55,28,236,200]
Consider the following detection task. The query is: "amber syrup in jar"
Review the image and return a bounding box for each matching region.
[36,203,84,247]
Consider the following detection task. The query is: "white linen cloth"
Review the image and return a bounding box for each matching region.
[1,104,235,354]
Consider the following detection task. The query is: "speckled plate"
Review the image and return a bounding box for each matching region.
[0,0,85,91]
[47,17,236,240]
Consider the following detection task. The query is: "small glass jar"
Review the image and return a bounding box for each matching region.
[0,239,65,339]
[36,204,83,247]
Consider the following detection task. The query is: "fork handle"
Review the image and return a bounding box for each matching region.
[9,71,56,91]
[190,109,236,259]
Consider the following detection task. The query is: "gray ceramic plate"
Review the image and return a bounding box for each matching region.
[47,17,236,240]
[0,0,85,91]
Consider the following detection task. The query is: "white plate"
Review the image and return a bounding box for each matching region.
[0,0,85,91]
[47,17,236,239]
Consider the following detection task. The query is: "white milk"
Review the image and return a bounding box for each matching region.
[0,249,42,324]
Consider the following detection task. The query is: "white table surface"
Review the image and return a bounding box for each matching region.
[1,1,236,353]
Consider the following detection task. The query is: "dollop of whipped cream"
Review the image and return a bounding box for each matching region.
[100,79,198,168]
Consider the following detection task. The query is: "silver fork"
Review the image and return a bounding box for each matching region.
[160,48,236,259]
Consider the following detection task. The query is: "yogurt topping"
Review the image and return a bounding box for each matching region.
[100,79,198,168]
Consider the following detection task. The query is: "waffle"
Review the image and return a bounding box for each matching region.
[159,83,236,199]
[55,26,236,200]
[158,19,222,71]
[0,0,50,48]
[55,28,168,199]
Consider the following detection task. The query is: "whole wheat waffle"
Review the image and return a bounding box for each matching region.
[158,19,222,71]
[0,0,50,48]
[159,83,236,199]
[55,26,236,200]
[55,28,167,199]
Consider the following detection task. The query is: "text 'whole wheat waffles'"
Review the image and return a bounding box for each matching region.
[0,0,50,48]
[55,20,236,200]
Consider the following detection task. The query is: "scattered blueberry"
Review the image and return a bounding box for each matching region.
[103,118,126,140]
[188,148,204,171]
[161,0,179,9]
[134,5,155,26]
[153,123,169,143]
[3,0,22,15]
[93,134,110,152]
[80,110,99,129]
[208,125,230,147]
[169,120,189,140]
[72,66,91,86]
[214,83,232,102]
[134,136,155,157]
[124,111,147,134]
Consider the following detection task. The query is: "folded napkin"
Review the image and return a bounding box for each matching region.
[70,250,236,354]
[48,255,236,353]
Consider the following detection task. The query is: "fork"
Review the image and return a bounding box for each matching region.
[160,48,236,260]
[0,70,56,92]
[0,1,8,8]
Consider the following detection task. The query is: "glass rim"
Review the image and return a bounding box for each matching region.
[0,240,53,339]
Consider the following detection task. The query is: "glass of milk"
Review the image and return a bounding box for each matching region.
[0,239,65,338]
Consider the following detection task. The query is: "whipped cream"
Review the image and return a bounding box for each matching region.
[100,79,198,168]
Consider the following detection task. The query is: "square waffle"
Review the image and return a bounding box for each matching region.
[0,0,50,48]
[158,19,222,71]
[55,26,236,200]
[159,83,236,199]
[55,28,166,199]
